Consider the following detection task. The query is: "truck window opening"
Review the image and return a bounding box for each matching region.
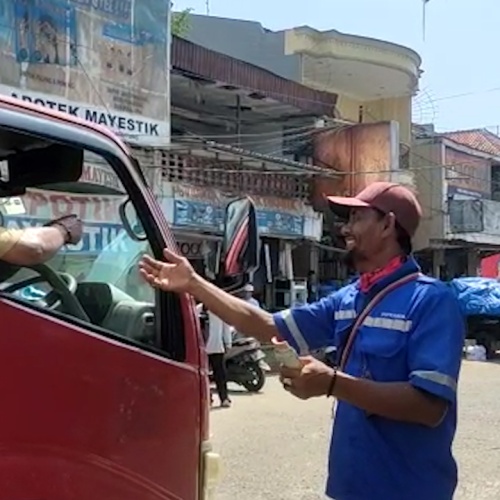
[0,127,185,360]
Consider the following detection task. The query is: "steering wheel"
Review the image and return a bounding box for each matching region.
[3,264,90,322]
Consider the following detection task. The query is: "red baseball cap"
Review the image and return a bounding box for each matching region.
[326,182,422,237]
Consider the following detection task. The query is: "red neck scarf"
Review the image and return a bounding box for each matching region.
[359,256,404,293]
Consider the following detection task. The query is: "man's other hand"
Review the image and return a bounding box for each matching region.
[280,356,334,400]
[45,215,83,245]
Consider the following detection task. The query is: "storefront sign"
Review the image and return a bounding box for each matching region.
[5,88,168,145]
[168,184,309,237]
[173,199,225,232]
[171,197,305,237]
[81,163,123,192]
[5,216,126,254]
[1,188,127,255]
[177,240,211,259]
[14,189,124,222]
[257,210,304,237]
[172,184,225,231]
[0,0,170,146]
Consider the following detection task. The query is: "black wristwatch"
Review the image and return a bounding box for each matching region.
[52,221,72,244]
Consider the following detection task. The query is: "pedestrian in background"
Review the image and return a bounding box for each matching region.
[140,182,465,500]
[206,310,233,408]
[241,283,261,308]
[307,270,319,303]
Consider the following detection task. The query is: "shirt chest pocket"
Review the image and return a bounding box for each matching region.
[358,320,409,359]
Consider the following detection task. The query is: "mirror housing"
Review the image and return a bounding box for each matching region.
[119,198,147,241]
[218,197,259,279]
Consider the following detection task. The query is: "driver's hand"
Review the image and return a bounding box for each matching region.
[45,214,83,245]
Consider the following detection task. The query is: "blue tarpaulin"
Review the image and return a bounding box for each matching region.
[450,277,500,316]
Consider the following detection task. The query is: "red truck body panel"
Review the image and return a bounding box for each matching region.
[0,299,200,499]
[0,95,209,499]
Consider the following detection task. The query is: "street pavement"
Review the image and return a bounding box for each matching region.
[210,360,500,500]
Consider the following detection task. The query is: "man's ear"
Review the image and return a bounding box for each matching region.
[382,212,397,235]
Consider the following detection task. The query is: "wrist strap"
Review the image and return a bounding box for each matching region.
[53,222,71,244]
[327,366,338,398]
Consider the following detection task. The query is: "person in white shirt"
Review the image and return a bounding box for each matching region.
[197,303,232,408]
[242,283,261,308]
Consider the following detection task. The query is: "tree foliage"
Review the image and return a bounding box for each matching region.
[171,7,192,37]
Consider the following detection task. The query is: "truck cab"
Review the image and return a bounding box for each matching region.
[0,96,258,499]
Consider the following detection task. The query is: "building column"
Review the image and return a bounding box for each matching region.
[467,248,480,276]
[309,244,319,274]
[432,249,445,278]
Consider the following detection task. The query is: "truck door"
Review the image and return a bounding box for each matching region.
[0,129,201,499]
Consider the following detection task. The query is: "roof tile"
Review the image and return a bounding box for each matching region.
[442,128,500,157]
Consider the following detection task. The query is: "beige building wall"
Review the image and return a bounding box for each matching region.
[284,28,419,152]
[333,95,412,147]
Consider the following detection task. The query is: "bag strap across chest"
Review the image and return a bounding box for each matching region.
[338,272,421,371]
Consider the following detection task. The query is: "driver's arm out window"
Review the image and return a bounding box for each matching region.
[0,147,184,360]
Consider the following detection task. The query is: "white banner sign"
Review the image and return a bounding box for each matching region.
[2,86,168,145]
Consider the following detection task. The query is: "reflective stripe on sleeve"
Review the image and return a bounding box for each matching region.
[410,370,457,392]
[279,309,309,355]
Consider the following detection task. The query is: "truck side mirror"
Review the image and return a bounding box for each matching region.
[219,197,259,278]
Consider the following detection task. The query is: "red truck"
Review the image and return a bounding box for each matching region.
[0,95,258,499]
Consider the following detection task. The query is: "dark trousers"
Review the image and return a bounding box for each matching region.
[208,353,229,402]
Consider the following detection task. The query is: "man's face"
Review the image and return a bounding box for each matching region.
[340,207,394,271]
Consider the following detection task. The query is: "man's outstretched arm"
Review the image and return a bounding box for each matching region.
[140,249,336,350]
[188,273,278,343]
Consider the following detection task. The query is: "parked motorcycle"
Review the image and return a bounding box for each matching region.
[223,331,270,392]
[200,308,270,392]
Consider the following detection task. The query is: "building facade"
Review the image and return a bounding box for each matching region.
[413,126,500,278]
[183,15,421,148]
[180,15,422,288]
[152,36,342,310]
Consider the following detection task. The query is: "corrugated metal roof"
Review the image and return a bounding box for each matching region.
[171,36,337,117]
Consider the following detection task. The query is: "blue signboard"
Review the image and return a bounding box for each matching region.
[173,199,225,232]
[172,199,305,237]
[257,210,304,237]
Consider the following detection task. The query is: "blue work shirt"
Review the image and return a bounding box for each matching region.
[273,257,465,500]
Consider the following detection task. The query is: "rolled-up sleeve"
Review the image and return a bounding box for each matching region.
[408,285,465,404]
[273,295,336,355]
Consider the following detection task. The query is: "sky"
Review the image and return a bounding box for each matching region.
[172,0,498,133]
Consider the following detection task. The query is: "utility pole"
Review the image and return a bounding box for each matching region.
[206,0,210,15]
[422,0,429,41]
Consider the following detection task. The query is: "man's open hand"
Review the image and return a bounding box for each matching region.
[139,249,196,293]
[280,356,334,400]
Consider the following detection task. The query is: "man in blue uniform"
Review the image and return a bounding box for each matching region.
[139,182,465,500]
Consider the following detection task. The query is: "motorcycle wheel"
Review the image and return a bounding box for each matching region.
[241,361,266,393]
